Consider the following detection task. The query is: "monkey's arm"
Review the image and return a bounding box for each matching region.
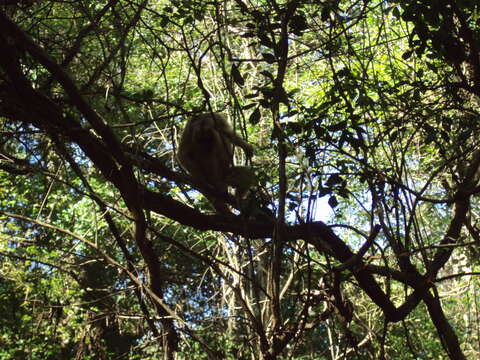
[229,133,253,157]
[213,113,253,158]
[177,127,193,167]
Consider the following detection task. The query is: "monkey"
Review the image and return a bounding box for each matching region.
[178,112,254,213]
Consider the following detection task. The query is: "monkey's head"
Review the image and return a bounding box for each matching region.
[189,115,221,151]
[192,126,217,150]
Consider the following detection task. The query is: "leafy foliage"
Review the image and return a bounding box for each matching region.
[1,0,480,359]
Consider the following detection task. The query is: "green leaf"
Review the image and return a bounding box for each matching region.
[249,107,261,124]
[392,7,401,19]
[231,64,245,87]
[402,50,413,60]
[328,195,338,208]
[326,173,343,187]
[290,14,308,36]
[262,53,276,64]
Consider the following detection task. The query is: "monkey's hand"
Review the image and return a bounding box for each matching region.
[226,166,256,197]
[244,143,254,158]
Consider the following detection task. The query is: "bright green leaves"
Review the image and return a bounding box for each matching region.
[248,107,261,125]
[231,63,245,87]
[395,0,477,65]
[289,13,309,36]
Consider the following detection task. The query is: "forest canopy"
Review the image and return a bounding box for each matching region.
[1,0,480,359]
